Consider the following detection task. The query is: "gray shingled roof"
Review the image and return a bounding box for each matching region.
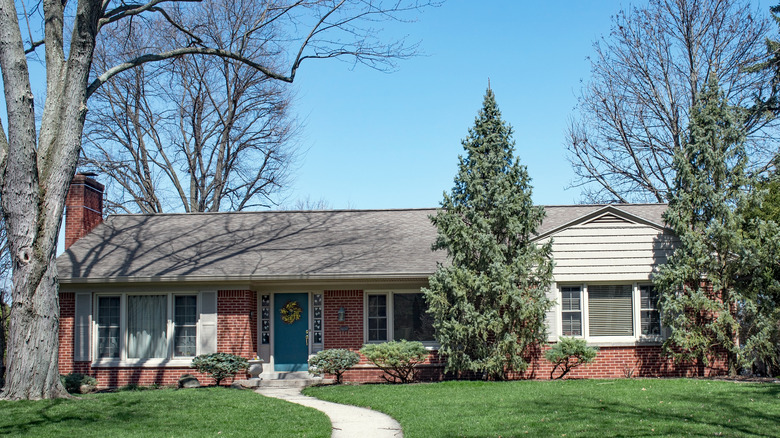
[57,204,667,282]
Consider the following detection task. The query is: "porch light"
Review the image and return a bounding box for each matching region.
[338,307,346,322]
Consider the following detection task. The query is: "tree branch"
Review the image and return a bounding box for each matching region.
[87,46,291,98]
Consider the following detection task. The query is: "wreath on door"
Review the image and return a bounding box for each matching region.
[280,300,303,324]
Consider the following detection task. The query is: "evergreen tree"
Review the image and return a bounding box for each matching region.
[737,155,780,375]
[424,88,554,380]
[654,77,778,375]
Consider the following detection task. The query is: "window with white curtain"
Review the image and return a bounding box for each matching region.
[94,293,199,362]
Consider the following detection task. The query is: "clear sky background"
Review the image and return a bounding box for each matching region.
[1,0,773,212]
[286,1,637,209]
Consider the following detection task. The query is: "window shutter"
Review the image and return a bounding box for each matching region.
[588,285,633,336]
[74,293,92,361]
[198,291,218,354]
[545,286,559,341]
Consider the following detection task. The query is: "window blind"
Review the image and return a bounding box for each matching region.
[588,285,633,336]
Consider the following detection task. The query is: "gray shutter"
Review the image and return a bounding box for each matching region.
[198,291,218,354]
[545,285,559,342]
[74,293,92,361]
[588,285,634,336]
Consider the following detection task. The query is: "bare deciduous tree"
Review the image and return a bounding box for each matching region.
[0,0,437,400]
[83,0,298,213]
[567,0,776,203]
[0,216,10,389]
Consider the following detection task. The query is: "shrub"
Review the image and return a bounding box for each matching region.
[60,373,98,394]
[545,337,599,379]
[308,349,360,383]
[191,353,248,386]
[360,340,427,383]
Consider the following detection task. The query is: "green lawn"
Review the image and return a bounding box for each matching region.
[304,379,780,437]
[0,387,330,437]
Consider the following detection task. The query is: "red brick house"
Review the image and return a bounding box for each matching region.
[57,175,724,387]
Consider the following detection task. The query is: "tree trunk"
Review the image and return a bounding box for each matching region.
[2,258,69,400]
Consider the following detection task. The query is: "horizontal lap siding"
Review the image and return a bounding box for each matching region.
[545,222,678,282]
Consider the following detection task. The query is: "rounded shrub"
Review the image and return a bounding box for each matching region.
[360,340,427,383]
[308,349,360,383]
[191,353,248,386]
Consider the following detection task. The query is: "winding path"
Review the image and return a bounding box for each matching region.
[256,386,403,438]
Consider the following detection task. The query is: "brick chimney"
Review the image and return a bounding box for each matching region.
[65,173,104,249]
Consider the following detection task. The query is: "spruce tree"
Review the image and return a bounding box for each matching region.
[424,88,554,380]
[654,77,778,375]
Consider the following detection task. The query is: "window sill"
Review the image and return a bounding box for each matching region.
[92,358,194,368]
[549,336,665,347]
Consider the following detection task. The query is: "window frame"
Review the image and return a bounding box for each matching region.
[555,282,664,345]
[638,284,663,340]
[363,290,437,348]
[92,291,202,366]
[560,285,583,337]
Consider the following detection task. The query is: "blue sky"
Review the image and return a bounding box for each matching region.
[286,2,630,209]
[2,1,772,212]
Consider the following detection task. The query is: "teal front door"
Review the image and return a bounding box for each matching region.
[274,293,309,371]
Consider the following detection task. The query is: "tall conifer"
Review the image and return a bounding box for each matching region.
[424,88,554,380]
[654,77,776,375]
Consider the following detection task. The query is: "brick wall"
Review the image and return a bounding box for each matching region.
[324,290,364,349]
[335,344,727,383]
[217,290,258,358]
[58,293,76,374]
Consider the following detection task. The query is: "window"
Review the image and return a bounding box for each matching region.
[94,293,200,362]
[97,296,120,358]
[556,283,665,342]
[640,285,661,336]
[367,295,388,342]
[588,285,633,337]
[392,293,435,342]
[365,292,435,343]
[560,286,582,336]
[174,295,198,356]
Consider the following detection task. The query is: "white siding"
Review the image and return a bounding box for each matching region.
[542,217,677,282]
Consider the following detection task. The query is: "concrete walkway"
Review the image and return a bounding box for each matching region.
[256,386,403,438]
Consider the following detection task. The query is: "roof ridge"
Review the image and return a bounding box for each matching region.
[105,207,439,219]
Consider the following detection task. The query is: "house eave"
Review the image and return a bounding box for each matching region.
[58,272,435,286]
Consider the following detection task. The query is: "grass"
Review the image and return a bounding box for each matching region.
[304,379,780,437]
[0,387,330,437]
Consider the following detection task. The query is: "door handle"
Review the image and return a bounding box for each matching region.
[305,329,309,346]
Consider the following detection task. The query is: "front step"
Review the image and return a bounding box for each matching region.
[258,372,334,388]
